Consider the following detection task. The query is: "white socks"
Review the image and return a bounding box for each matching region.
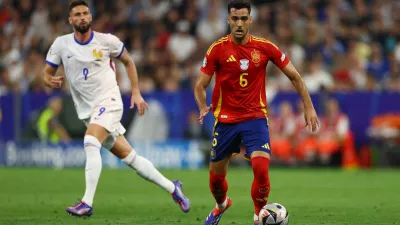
[122,150,175,193]
[216,198,228,209]
[254,213,259,221]
[82,135,102,207]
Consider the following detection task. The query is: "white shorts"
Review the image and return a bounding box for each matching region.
[83,95,126,150]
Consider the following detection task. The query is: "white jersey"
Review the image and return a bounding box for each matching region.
[46,31,124,119]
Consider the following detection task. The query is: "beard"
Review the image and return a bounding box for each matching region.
[74,22,91,34]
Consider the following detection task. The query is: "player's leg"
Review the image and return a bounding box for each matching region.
[67,100,124,216]
[82,124,110,203]
[205,122,240,225]
[103,133,190,212]
[250,151,271,225]
[66,123,110,216]
[240,118,272,225]
[209,155,231,210]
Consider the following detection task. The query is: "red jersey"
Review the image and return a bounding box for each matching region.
[200,35,290,123]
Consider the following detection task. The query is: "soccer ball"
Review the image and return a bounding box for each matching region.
[258,203,289,225]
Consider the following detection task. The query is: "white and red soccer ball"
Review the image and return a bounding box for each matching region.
[258,203,289,225]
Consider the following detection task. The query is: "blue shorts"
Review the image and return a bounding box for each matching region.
[210,118,271,162]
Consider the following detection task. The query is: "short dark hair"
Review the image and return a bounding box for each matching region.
[69,0,89,13]
[228,0,251,14]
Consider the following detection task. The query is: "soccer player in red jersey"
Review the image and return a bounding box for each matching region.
[194,1,320,224]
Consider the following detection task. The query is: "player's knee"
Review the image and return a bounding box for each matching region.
[85,123,109,143]
[102,135,117,151]
[84,135,101,150]
[251,150,271,159]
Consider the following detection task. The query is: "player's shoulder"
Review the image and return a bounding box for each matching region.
[251,35,279,49]
[206,35,230,55]
[53,33,73,44]
[93,31,119,42]
[50,33,73,50]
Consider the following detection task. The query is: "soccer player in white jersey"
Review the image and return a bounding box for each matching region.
[43,0,190,217]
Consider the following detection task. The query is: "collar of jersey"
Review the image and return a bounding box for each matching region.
[74,31,94,45]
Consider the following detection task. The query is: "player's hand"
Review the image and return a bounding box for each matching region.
[304,105,320,133]
[198,104,212,125]
[130,92,149,116]
[50,76,64,88]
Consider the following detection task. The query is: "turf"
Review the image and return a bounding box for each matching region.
[0,167,399,225]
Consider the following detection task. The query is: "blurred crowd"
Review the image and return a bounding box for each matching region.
[267,98,356,167]
[0,0,400,96]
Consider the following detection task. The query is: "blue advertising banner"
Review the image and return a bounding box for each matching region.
[1,91,400,147]
[0,140,205,169]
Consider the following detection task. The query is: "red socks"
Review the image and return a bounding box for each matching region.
[209,172,228,204]
[251,156,271,215]
[209,156,270,215]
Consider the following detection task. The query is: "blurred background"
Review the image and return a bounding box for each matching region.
[1,0,400,169]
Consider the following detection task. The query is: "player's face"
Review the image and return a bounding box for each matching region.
[69,5,92,34]
[228,8,252,40]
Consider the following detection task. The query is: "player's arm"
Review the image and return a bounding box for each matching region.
[117,48,139,93]
[281,62,319,132]
[43,64,63,88]
[267,42,319,132]
[195,44,218,124]
[194,71,213,123]
[44,38,63,88]
[116,48,148,116]
[281,63,313,113]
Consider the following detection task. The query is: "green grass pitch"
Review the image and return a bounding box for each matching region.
[0,168,399,225]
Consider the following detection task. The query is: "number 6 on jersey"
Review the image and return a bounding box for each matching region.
[240,73,248,87]
[83,68,89,80]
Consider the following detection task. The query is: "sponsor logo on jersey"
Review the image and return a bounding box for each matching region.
[202,57,207,67]
[262,143,270,150]
[240,59,249,70]
[226,55,236,62]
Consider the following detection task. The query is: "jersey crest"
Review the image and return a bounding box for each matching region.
[251,49,261,66]
[93,49,103,59]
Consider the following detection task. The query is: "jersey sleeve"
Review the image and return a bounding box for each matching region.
[266,42,290,69]
[106,34,125,59]
[46,38,62,68]
[200,43,219,76]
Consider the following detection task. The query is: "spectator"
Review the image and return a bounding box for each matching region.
[36,96,71,144]
[167,20,197,63]
[269,101,296,165]
[303,56,334,93]
[317,98,350,165]
[196,7,227,44]
[366,43,390,83]
[0,0,397,94]
[294,99,318,165]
